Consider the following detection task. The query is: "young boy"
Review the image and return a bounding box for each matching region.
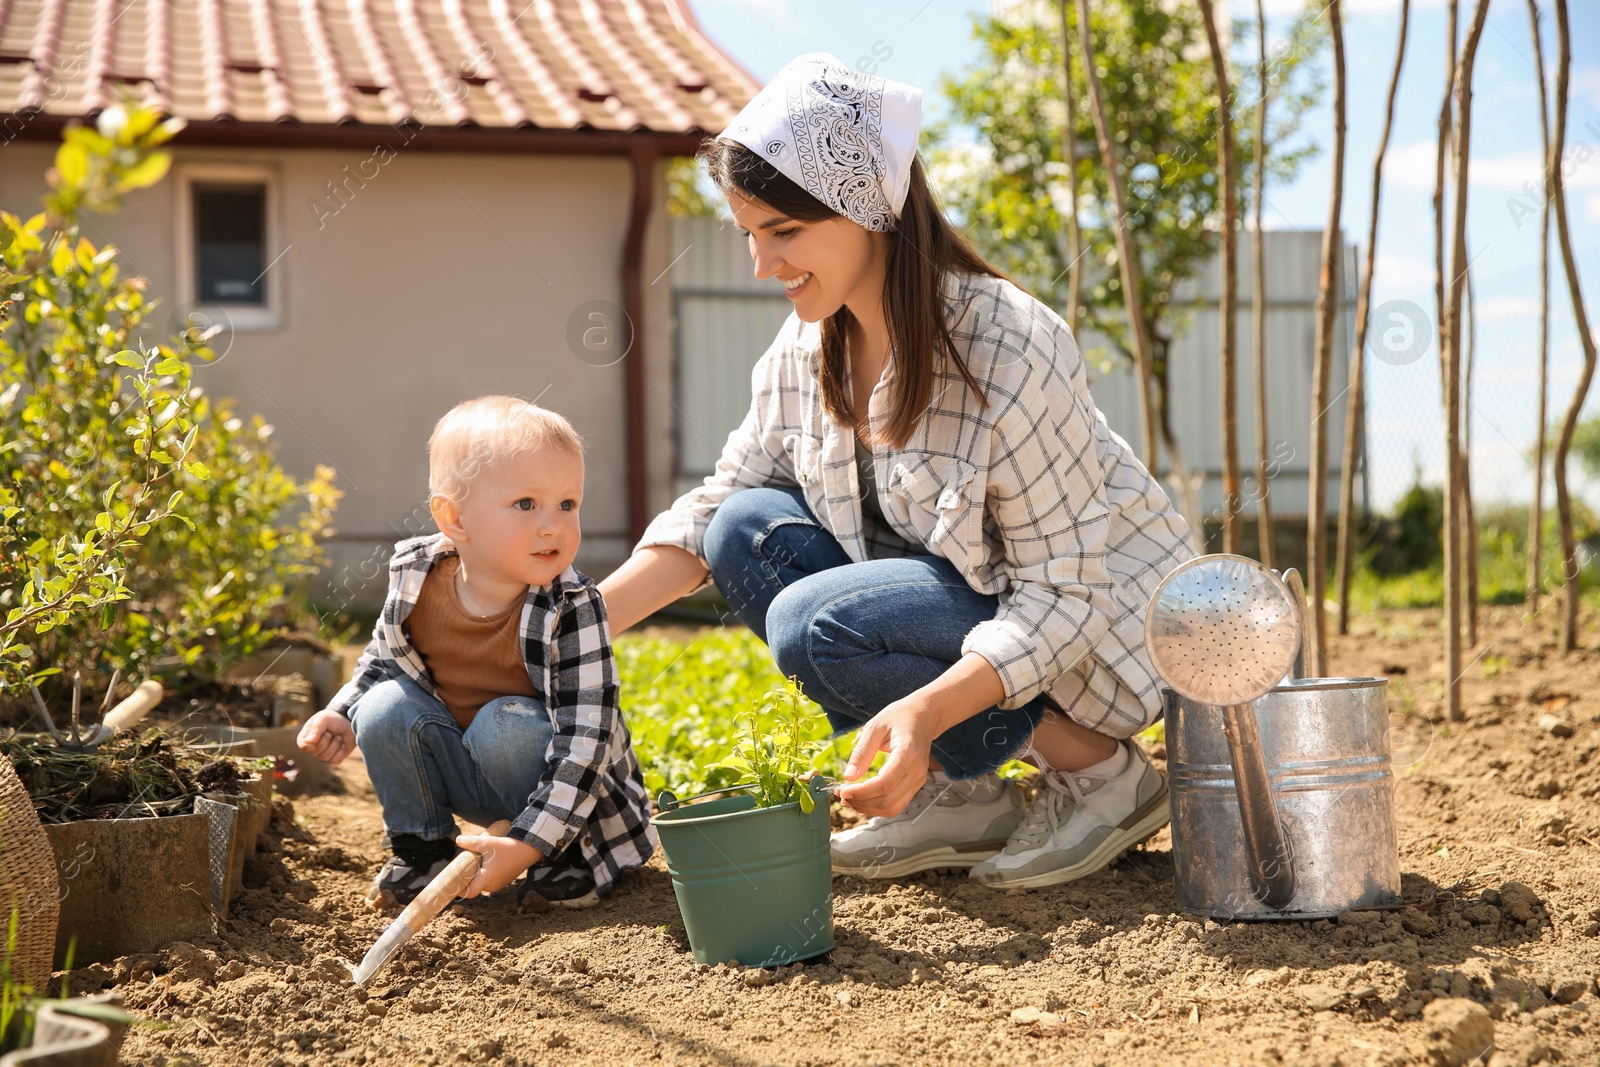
[297,396,655,910]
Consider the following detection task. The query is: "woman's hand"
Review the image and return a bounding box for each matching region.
[832,653,1010,819]
[832,694,939,818]
[456,833,543,898]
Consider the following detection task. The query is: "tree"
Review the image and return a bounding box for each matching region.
[1442,0,1491,721]
[1549,0,1599,652]
[666,156,719,218]
[1526,0,1552,613]
[937,0,1323,547]
[1307,0,1346,675]
[1197,0,1241,554]
[1336,0,1411,635]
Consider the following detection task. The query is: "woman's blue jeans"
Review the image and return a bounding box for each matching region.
[703,487,1048,779]
[349,670,553,842]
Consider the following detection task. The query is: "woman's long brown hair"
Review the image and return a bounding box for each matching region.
[702,139,1008,449]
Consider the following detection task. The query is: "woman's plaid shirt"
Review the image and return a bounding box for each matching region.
[639,272,1195,738]
[324,534,654,895]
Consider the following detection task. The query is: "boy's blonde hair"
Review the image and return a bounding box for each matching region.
[428,395,584,504]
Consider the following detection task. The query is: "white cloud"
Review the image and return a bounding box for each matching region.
[1588,193,1600,223]
[1383,140,1600,195]
[1476,295,1540,321]
[1474,364,1540,387]
[1384,141,1447,192]
[1258,0,1445,20]
[1342,0,1447,12]
[1372,249,1436,293]
[1577,67,1600,111]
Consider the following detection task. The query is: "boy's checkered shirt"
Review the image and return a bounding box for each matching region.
[324,533,654,896]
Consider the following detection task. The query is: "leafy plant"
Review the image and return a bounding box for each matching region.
[618,627,1042,796]
[616,628,851,798]
[712,678,826,812]
[0,106,200,695]
[0,102,339,707]
[0,908,34,1051]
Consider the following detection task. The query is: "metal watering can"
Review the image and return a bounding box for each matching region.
[1145,555,1401,920]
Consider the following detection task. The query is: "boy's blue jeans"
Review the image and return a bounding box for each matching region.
[703,487,1049,779]
[349,670,552,843]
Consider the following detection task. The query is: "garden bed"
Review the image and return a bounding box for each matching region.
[61,611,1600,1066]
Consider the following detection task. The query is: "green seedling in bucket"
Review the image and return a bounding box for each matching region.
[709,678,825,812]
[651,678,837,967]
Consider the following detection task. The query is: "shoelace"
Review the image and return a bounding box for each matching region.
[1009,770,1090,849]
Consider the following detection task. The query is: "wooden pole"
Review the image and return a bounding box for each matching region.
[1075,0,1158,468]
[1198,0,1240,556]
[1549,0,1599,653]
[1307,0,1346,677]
[1436,0,1461,722]
[1336,0,1411,635]
[1526,0,1551,614]
[1252,0,1275,569]
[1444,0,1490,721]
[1057,1,1084,339]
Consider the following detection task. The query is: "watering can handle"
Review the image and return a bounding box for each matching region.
[1222,703,1297,908]
[1280,568,1315,679]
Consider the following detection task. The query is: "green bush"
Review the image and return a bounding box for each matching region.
[1348,501,1600,612]
[1376,479,1445,577]
[0,105,338,704]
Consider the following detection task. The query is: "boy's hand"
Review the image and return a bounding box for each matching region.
[296,709,356,765]
[457,833,543,898]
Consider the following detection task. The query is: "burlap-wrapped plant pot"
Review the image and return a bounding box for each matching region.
[0,757,60,992]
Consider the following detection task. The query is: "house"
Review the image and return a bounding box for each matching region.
[0,0,758,610]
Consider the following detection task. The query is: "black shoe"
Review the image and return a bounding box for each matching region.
[517,849,599,911]
[367,836,458,910]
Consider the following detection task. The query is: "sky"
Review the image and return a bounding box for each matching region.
[686,0,1600,511]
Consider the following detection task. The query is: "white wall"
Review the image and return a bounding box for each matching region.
[0,141,677,610]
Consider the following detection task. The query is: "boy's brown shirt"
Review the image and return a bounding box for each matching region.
[403,554,537,729]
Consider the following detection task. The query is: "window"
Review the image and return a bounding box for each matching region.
[174,162,282,331]
[193,184,266,304]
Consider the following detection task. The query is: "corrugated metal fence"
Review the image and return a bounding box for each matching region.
[667,215,1361,523]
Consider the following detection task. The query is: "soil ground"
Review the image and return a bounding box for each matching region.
[86,606,1599,1066]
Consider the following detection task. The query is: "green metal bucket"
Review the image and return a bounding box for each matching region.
[651,780,834,967]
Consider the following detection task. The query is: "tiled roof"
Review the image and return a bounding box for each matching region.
[0,0,758,136]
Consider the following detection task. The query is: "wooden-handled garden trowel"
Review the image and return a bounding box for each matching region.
[348,818,512,985]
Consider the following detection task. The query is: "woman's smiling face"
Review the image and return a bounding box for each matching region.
[727,189,889,324]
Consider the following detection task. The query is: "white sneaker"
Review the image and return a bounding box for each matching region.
[970,743,1169,890]
[830,772,1024,878]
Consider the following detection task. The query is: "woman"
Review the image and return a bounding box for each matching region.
[599,54,1192,890]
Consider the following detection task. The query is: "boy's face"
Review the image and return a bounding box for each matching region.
[442,444,584,589]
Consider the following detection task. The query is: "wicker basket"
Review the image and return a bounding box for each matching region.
[0,757,59,993]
